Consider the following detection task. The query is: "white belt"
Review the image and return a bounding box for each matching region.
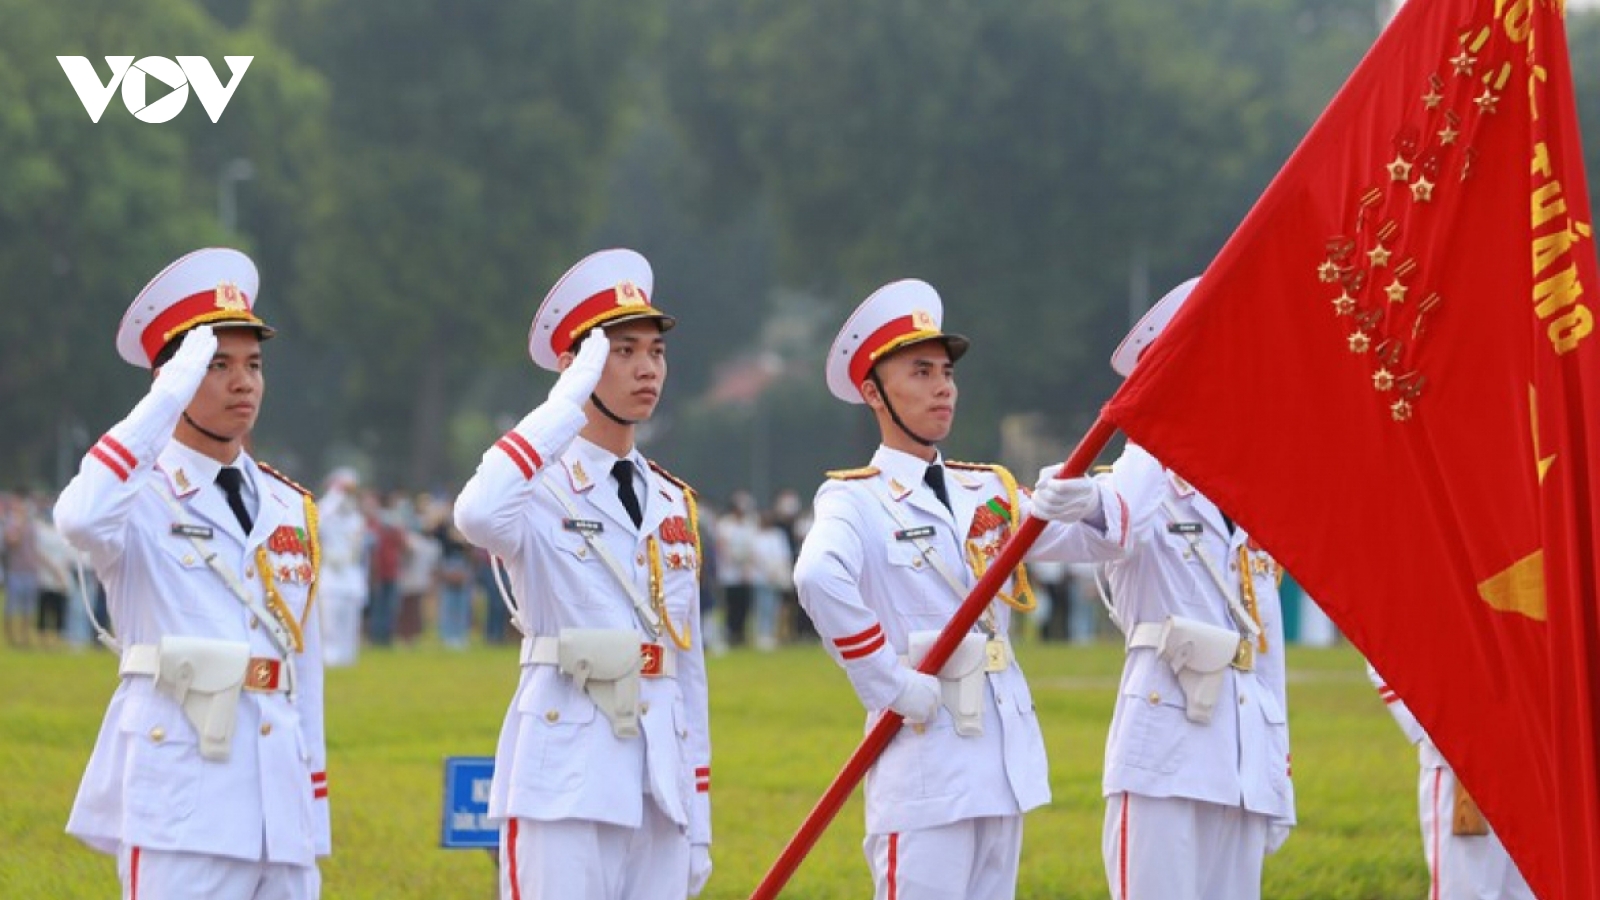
[1126,622,1254,672]
[901,636,1014,674]
[520,635,677,678]
[121,643,290,692]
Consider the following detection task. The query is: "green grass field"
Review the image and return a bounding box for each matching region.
[0,639,1428,899]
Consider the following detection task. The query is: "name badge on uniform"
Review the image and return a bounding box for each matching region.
[1166,521,1204,535]
[171,523,214,539]
[563,518,604,535]
[894,525,937,542]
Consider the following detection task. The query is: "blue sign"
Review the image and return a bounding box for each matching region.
[440,756,498,848]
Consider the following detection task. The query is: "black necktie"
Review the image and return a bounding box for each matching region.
[924,463,952,513]
[612,459,643,528]
[216,467,253,534]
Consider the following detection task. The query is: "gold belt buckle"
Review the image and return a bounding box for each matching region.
[1231,640,1255,673]
[984,639,1010,673]
[639,642,665,678]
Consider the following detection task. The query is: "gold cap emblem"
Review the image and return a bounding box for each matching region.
[215,281,247,311]
[616,280,646,307]
[912,309,936,330]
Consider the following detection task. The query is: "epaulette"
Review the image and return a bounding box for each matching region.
[647,459,696,496]
[947,460,1001,473]
[825,466,880,481]
[1092,464,1114,474]
[258,462,312,497]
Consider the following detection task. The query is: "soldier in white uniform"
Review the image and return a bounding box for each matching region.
[1091,278,1295,900]
[316,468,367,668]
[792,279,1125,900]
[454,249,712,900]
[54,248,330,899]
[1368,664,1534,900]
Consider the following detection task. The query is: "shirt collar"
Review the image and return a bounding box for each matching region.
[160,441,252,500]
[567,436,646,493]
[870,445,944,492]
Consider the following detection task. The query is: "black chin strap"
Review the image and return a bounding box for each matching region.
[868,371,937,447]
[590,393,641,427]
[182,413,233,444]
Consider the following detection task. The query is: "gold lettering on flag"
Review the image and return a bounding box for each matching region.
[1529,384,1555,483]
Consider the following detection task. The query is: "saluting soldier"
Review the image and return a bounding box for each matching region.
[1092,278,1295,900]
[792,279,1125,900]
[454,249,712,900]
[54,248,330,899]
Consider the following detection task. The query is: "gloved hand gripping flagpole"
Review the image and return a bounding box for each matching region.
[747,415,1119,900]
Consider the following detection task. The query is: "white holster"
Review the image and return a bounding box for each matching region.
[154,636,251,761]
[907,631,989,737]
[557,628,644,739]
[1130,617,1241,725]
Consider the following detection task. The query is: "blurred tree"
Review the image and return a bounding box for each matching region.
[660,0,1378,459]
[0,0,324,486]
[264,0,662,489]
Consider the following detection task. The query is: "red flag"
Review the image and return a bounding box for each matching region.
[1103,1,1600,897]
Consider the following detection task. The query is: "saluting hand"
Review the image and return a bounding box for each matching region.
[151,325,218,405]
[549,326,609,408]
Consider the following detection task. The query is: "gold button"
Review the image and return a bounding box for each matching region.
[912,559,923,569]
[1239,694,1248,705]
[636,554,645,565]
[640,701,651,714]
[545,710,560,723]
[1147,692,1160,705]
[149,726,165,743]
[246,568,256,579]
[911,723,926,735]
[260,723,272,736]
[577,548,588,559]
[182,555,195,566]
[250,619,260,630]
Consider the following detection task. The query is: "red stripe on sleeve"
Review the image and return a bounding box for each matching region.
[90,445,130,481]
[495,438,535,480]
[503,431,543,471]
[833,624,882,651]
[840,633,885,660]
[99,435,138,469]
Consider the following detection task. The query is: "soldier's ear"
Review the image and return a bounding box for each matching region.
[859,377,882,408]
[556,351,576,372]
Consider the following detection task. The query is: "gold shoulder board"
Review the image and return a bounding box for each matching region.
[257,462,312,497]
[825,466,880,481]
[647,459,696,496]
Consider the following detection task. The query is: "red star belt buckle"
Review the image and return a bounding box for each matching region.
[640,642,665,677]
[245,657,282,691]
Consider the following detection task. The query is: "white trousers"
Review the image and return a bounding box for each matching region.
[1102,792,1268,900]
[117,845,319,900]
[499,806,689,900]
[863,815,1023,900]
[1420,766,1535,900]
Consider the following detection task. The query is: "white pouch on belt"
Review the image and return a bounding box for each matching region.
[907,631,989,737]
[557,628,644,739]
[154,636,251,761]
[1153,617,1241,725]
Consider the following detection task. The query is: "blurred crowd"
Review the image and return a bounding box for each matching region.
[0,478,1126,661]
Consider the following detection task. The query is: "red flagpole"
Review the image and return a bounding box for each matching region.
[747,414,1119,900]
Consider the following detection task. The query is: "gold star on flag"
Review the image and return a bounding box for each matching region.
[1332,291,1357,316]
[1386,280,1409,304]
[1450,50,1475,76]
[1411,177,1435,202]
[1368,245,1392,267]
[1438,123,1460,146]
[1391,398,1413,421]
[1422,88,1443,109]
[1387,156,1413,182]
[1349,331,1371,353]
[1373,368,1395,391]
[1474,89,1499,115]
[1317,260,1341,283]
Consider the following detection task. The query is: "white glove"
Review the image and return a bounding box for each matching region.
[152,325,218,404]
[689,843,712,896]
[106,325,220,462]
[549,327,609,408]
[889,671,941,724]
[1031,466,1103,524]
